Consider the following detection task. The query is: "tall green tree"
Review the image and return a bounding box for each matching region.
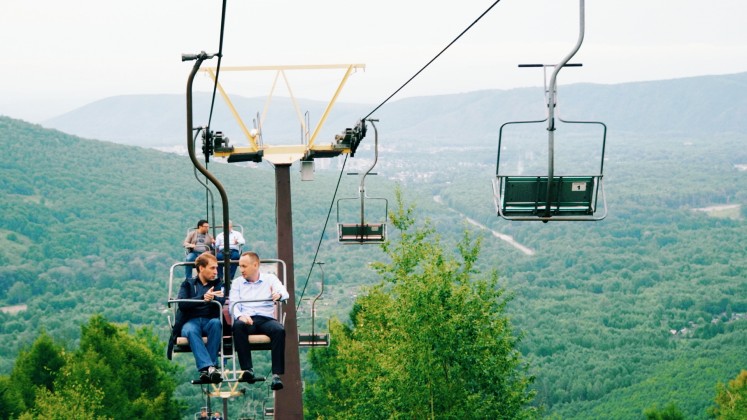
[3,315,181,419]
[305,190,537,419]
[710,370,747,419]
[8,331,65,414]
[60,315,181,419]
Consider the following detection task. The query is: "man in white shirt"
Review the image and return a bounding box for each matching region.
[230,251,288,390]
[215,220,246,280]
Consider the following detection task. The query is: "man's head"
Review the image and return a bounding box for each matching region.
[239,251,260,281]
[228,220,234,231]
[197,219,209,233]
[195,252,218,280]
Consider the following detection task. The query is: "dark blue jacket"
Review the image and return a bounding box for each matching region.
[167,277,225,360]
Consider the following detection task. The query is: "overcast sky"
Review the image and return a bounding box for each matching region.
[2,0,746,122]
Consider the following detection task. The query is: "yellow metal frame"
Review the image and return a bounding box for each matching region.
[200,64,365,164]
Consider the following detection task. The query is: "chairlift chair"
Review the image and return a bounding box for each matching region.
[298,262,330,347]
[492,0,607,222]
[166,259,288,386]
[336,119,388,243]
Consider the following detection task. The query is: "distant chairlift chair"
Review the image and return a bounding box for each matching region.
[492,0,607,222]
[337,119,388,243]
[298,262,330,347]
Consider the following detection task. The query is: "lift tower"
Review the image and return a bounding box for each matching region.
[188,61,367,419]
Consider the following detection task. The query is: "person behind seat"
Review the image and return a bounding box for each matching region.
[178,252,225,383]
[230,251,288,390]
[214,220,245,280]
[183,219,215,279]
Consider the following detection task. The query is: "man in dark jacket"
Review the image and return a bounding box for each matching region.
[177,252,225,383]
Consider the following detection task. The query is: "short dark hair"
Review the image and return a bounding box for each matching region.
[195,252,217,271]
[197,219,209,228]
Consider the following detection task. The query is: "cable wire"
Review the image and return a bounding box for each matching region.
[295,3,503,306]
[297,154,349,310]
[207,0,228,131]
[364,0,503,120]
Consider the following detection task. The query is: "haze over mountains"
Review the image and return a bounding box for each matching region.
[38,71,747,151]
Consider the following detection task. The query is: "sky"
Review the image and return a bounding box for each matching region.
[2,0,747,122]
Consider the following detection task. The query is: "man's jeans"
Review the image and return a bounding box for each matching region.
[182,316,222,371]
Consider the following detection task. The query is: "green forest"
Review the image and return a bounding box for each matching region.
[1,102,747,419]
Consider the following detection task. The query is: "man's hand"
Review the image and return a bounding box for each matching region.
[270,285,281,301]
[204,287,216,301]
[239,315,253,325]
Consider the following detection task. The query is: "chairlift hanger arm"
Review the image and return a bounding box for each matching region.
[185,51,232,283]
[544,0,585,217]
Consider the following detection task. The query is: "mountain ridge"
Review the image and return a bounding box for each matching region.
[37,71,747,149]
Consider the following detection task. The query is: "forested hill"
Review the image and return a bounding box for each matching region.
[38,71,747,149]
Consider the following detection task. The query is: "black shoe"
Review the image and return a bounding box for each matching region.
[270,375,283,391]
[198,369,210,383]
[208,366,222,383]
[240,369,256,383]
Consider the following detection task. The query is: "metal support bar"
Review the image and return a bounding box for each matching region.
[545,0,585,217]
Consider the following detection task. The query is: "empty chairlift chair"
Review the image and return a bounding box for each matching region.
[337,119,388,243]
[492,0,607,222]
[298,262,330,347]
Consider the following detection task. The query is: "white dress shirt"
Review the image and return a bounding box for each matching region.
[215,229,246,252]
[229,273,288,319]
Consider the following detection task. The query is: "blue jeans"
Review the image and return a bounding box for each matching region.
[185,251,201,279]
[217,249,241,280]
[182,317,222,371]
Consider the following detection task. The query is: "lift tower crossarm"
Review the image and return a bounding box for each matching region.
[203,67,258,151]
[200,63,365,164]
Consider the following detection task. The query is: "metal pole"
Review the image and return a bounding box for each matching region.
[184,51,232,286]
[359,119,379,233]
[545,0,585,217]
[273,164,303,418]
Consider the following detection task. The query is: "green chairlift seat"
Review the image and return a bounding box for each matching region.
[493,175,606,220]
[337,222,386,244]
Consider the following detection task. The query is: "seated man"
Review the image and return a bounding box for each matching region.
[214,220,245,280]
[229,251,288,390]
[177,252,225,383]
[183,219,214,279]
